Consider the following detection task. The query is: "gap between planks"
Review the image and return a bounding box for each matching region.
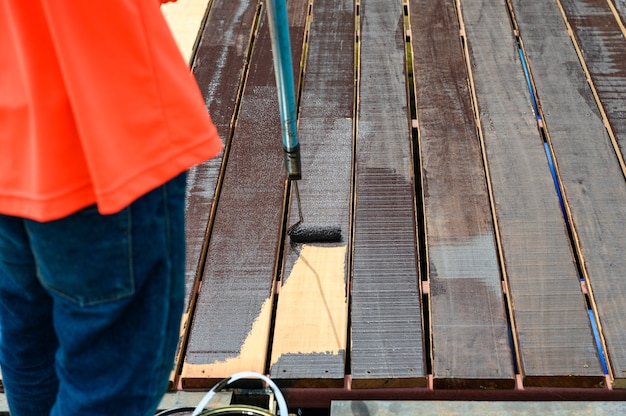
[553,0,626,179]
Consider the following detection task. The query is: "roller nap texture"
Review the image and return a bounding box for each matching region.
[288,223,342,243]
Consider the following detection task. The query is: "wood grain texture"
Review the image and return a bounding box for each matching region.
[161,0,211,63]
[182,0,308,387]
[510,0,626,387]
[350,0,425,389]
[176,0,259,386]
[410,0,514,389]
[558,0,626,170]
[169,0,259,386]
[461,0,603,387]
[613,0,626,23]
[270,0,354,387]
[272,246,349,387]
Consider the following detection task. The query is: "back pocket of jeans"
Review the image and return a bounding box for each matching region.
[27,206,135,306]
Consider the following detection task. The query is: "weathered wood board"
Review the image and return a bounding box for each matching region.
[270,0,354,387]
[558,0,626,172]
[410,0,514,389]
[616,0,626,21]
[510,0,626,387]
[460,0,603,387]
[350,0,425,388]
[182,0,308,387]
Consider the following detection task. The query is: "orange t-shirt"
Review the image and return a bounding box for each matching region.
[0,0,223,221]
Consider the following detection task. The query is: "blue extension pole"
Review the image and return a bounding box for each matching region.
[266,0,301,179]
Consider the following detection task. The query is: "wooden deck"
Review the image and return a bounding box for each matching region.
[159,0,626,405]
[166,0,626,405]
[4,0,626,413]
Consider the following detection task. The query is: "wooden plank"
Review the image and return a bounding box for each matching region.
[174,0,259,387]
[410,0,514,389]
[164,0,258,387]
[614,0,626,22]
[193,0,260,141]
[272,246,349,387]
[269,0,353,387]
[162,0,211,64]
[557,0,626,172]
[460,0,604,387]
[510,0,626,387]
[350,0,425,389]
[181,0,308,388]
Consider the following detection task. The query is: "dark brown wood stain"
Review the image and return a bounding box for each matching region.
[182,0,308,387]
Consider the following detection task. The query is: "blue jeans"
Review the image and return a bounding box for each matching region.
[0,173,187,416]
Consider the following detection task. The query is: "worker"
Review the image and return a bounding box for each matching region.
[0,0,223,415]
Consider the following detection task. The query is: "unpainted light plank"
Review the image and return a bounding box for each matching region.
[350,0,425,389]
[460,0,603,387]
[510,0,626,387]
[182,0,308,388]
[161,0,211,64]
[270,0,354,387]
[410,0,514,389]
[272,246,349,387]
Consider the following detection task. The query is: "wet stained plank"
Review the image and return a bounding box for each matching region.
[163,0,257,386]
[510,0,626,387]
[269,0,354,387]
[175,0,259,386]
[350,0,426,389]
[461,0,603,387]
[181,0,308,388]
[558,0,626,169]
[410,0,513,389]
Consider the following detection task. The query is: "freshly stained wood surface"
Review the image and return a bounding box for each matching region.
[460,0,603,387]
[410,0,513,389]
[558,0,626,169]
[177,0,258,386]
[350,0,425,388]
[166,0,256,385]
[270,0,353,387]
[182,0,308,387]
[510,0,626,387]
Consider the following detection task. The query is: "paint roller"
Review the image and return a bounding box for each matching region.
[265,0,341,244]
